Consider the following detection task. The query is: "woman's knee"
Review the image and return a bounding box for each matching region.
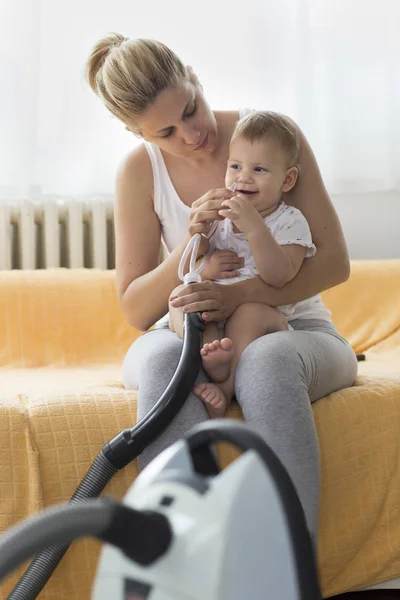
[145,338,182,372]
[243,333,302,371]
[235,334,306,397]
[122,331,183,390]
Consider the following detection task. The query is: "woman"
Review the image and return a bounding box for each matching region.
[85,33,357,539]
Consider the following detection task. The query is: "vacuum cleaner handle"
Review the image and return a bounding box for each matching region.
[184,420,322,600]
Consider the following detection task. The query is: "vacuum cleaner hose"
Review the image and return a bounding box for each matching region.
[7,452,118,600]
[0,499,172,584]
[7,311,205,600]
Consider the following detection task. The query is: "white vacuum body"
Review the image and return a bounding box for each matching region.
[92,429,316,600]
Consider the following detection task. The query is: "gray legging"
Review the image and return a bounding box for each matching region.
[122,318,358,538]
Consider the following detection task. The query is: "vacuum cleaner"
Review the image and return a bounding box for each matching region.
[0,419,321,599]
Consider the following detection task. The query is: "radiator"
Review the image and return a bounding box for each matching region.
[0,197,115,270]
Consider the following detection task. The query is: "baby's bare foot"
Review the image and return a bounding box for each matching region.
[201,338,233,383]
[193,382,230,419]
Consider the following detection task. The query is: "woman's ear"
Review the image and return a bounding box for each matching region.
[282,166,299,192]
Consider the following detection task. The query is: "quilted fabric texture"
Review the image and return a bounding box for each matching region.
[0,262,399,599]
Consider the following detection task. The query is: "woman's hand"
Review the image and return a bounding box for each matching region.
[169,280,240,322]
[188,188,235,236]
[198,249,244,281]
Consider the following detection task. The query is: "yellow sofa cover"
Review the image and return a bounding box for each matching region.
[0,260,399,599]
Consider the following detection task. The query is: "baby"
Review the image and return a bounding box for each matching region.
[169,111,330,418]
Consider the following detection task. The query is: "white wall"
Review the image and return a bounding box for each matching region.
[332,192,399,259]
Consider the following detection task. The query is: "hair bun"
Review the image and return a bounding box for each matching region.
[110,32,129,50]
[85,32,128,94]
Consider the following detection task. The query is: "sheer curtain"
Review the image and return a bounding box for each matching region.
[1,0,399,201]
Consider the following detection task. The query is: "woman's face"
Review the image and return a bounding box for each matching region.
[136,81,218,158]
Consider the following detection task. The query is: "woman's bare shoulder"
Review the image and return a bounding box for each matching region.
[116,142,153,192]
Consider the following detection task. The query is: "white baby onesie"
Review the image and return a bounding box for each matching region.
[207,201,331,322]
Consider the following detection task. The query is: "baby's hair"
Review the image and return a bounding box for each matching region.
[85,34,193,134]
[232,111,300,167]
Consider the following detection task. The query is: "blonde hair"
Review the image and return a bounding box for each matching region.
[232,111,300,166]
[85,33,192,134]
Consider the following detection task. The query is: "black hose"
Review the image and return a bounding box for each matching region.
[0,500,116,582]
[7,453,118,599]
[102,312,207,468]
[7,311,205,600]
[0,499,172,582]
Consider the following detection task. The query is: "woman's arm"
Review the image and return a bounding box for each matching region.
[115,148,235,331]
[115,146,192,331]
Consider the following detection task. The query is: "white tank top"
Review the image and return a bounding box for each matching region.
[143,109,252,253]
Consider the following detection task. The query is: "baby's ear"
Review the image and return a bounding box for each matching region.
[282,166,299,192]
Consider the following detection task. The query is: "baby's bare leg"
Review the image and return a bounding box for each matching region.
[169,285,234,381]
[169,286,219,340]
[169,285,220,339]
[168,285,186,339]
[194,303,289,418]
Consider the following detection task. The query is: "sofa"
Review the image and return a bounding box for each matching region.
[0,260,400,599]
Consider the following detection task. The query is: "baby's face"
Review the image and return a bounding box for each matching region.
[225,136,290,216]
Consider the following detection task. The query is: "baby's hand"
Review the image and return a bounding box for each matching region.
[198,249,244,281]
[218,194,265,235]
